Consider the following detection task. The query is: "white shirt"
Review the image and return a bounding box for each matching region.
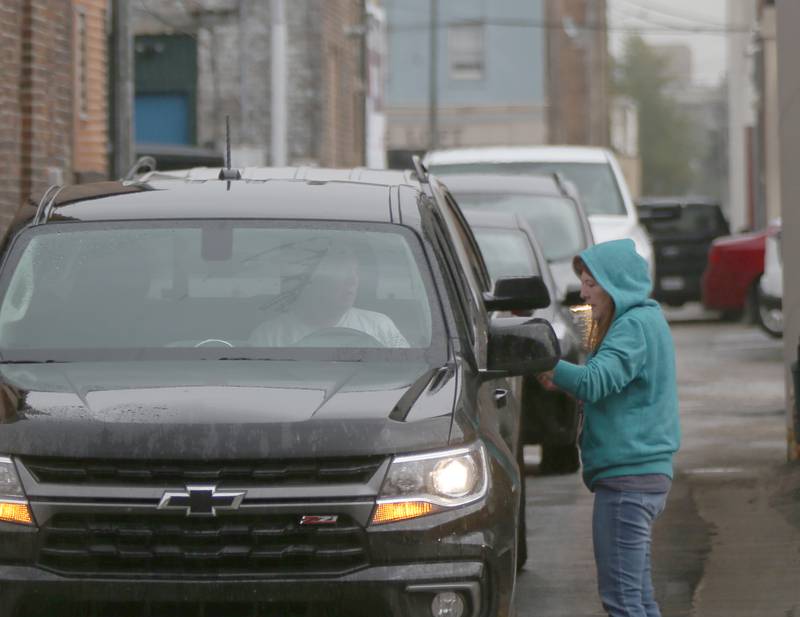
[250,307,410,348]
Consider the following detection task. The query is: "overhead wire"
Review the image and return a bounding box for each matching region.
[609,3,729,34]
[613,0,732,29]
[136,0,198,40]
[387,18,755,36]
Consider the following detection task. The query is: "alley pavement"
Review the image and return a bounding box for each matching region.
[514,307,800,617]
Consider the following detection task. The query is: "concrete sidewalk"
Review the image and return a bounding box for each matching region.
[654,319,799,617]
[773,459,800,531]
[654,458,800,617]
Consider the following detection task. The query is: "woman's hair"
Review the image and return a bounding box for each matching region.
[573,256,615,352]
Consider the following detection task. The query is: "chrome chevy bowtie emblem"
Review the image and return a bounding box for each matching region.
[157,485,246,517]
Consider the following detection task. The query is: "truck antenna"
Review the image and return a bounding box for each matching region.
[219,115,242,185]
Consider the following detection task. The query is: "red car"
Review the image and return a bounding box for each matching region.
[702,230,766,317]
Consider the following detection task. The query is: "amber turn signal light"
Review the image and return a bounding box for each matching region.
[371,500,439,525]
[0,501,33,525]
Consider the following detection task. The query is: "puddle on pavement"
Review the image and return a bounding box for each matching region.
[652,474,713,617]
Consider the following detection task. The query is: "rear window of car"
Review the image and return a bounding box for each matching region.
[472,227,540,283]
[452,192,587,262]
[0,221,441,361]
[430,161,626,216]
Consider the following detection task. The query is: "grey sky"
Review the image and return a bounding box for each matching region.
[608,0,729,86]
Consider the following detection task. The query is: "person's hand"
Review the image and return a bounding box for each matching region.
[537,370,558,391]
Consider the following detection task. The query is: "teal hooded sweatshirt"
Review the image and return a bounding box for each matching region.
[552,239,680,490]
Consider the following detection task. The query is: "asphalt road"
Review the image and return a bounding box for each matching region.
[514,307,800,617]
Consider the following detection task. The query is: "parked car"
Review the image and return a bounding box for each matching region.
[439,173,594,305]
[423,145,654,278]
[702,229,766,319]
[0,164,560,616]
[758,219,783,337]
[464,210,586,475]
[636,197,730,306]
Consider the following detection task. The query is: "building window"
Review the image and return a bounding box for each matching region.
[448,23,484,80]
[75,8,88,118]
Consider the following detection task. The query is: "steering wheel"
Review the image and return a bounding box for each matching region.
[292,327,384,348]
[193,338,235,348]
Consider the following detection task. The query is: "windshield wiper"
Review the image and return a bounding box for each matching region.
[0,359,62,364]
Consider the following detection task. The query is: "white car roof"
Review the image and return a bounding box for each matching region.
[425,146,613,166]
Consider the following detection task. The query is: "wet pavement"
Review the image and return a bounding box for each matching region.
[514,307,800,616]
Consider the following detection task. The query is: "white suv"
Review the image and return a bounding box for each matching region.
[424,146,655,278]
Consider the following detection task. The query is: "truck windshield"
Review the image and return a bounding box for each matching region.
[472,228,540,283]
[454,193,587,262]
[431,162,627,216]
[0,221,440,362]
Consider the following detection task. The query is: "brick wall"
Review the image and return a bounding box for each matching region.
[319,0,364,168]
[0,1,23,227]
[0,0,109,230]
[19,0,74,209]
[72,0,108,181]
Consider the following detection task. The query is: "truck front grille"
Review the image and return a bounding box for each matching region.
[22,456,384,487]
[16,599,344,617]
[37,512,368,577]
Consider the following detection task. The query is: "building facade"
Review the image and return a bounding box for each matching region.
[132,0,366,169]
[383,0,549,166]
[0,0,107,229]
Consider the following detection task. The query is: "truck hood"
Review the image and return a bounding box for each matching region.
[0,361,459,460]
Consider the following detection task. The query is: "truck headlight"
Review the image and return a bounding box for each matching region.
[0,457,33,526]
[371,443,488,525]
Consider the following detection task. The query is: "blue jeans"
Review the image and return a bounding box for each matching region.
[592,487,669,617]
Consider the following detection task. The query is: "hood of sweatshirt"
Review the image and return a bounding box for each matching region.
[577,239,656,319]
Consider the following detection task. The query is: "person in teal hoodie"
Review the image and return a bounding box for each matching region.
[538,238,680,617]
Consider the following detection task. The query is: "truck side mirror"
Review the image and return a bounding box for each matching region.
[486,317,560,376]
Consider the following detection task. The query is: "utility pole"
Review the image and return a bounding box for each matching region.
[428,0,438,151]
[776,0,800,462]
[546,0,561,144]
[271,0,288,166]
[111,0,134,178]
[585,0,595,145]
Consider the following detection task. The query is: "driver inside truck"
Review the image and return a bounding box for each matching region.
[249,243,409,348]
